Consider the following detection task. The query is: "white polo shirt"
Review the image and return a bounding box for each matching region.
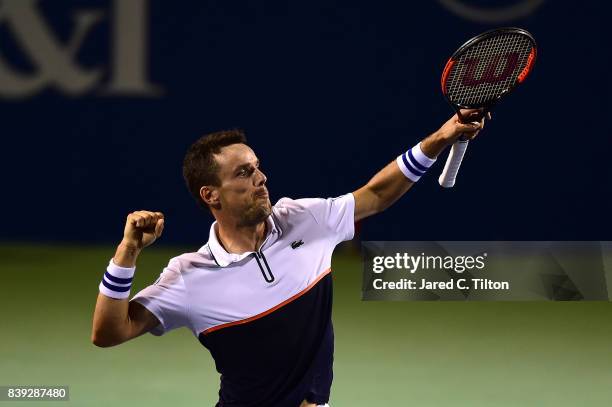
[131,193,355,406]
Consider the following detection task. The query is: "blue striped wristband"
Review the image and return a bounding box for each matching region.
[396,142,437,182]
[99,259,135,300]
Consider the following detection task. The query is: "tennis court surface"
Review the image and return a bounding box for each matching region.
[2,244,611,406]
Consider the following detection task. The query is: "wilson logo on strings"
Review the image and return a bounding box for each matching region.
[461,53,519,87]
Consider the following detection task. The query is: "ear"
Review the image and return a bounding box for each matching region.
[200,186,220,208]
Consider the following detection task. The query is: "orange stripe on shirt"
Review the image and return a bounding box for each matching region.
[201,268,332,335]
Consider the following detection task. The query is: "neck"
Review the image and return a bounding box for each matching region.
[216,219,267,254]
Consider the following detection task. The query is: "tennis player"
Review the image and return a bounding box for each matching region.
[92,110,487,407]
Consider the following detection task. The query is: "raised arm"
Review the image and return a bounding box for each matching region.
[352,110,487,222]
[91,211,165,347]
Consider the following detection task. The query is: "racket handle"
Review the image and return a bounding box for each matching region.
[438,138,469,188]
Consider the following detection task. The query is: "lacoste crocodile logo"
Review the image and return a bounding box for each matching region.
[291,240,304,249]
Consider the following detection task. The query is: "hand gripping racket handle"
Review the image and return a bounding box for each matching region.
[438,137,469,188]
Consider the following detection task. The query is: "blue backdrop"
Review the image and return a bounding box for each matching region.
[1,0,610,244]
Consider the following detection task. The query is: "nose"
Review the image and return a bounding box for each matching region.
[254,167,267,186]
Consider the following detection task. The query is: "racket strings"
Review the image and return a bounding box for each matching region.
[445,34,533,106]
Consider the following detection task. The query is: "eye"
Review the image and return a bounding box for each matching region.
[237,166,255,177]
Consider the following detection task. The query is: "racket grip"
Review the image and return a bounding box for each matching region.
[438,138,469,188]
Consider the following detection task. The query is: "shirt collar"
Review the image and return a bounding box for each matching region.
[201,215,280,267]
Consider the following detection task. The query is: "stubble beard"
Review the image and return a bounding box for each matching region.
[238,198,272,227]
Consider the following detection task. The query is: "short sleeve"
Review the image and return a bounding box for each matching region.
[130,260,189,336]
[297,193,355,243]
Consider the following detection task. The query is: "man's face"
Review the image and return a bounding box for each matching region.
[211,143,271,226]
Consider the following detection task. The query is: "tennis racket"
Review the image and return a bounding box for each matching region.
[438,27,537,188]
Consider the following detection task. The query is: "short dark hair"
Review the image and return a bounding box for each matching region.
[182,129,247,209]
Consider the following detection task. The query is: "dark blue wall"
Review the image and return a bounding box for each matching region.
[1,0,610,245]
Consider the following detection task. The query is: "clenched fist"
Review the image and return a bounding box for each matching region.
[122,210,165,250]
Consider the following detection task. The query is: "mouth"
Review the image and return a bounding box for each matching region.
[254,190,269,199]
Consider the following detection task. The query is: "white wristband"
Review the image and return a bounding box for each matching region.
[99,259,135,300]
[396,142,437,182]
